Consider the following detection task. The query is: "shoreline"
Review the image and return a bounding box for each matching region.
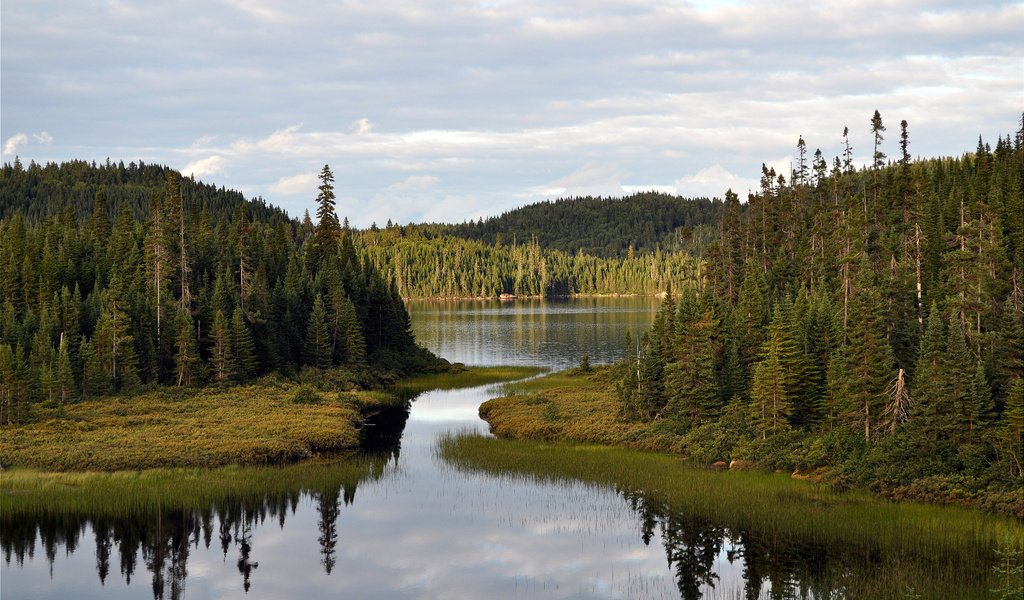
[478,366,1024,520]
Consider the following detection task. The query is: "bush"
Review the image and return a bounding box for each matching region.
[291,385,323,405]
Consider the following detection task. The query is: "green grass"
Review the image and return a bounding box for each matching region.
[397,365,545,394]
[439,433,1024,599]
[482,366,686,452]
[0,383,398,471]
[0,456,389,519]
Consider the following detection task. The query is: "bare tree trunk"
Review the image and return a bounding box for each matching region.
[915,223,923,331]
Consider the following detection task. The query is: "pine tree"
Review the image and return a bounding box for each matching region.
[909,307,954,444]
[749,350,791,438]
[231,308,258,381]
[843,263,896,443]
[304,295,332,369]
[999,377,1023,478]
[664,290,719,429]
[210,309,233,382]
[173,310,198,387]
[56,333,75,408]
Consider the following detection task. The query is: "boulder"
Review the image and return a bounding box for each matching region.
[709,460,729,471]
[728,459,755,471]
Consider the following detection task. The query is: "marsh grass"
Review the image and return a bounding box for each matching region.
[439,433,1024,598]
[0,383,401,471]
[483,366,685,452]
[397,366,545,395]
[0,456,389,519]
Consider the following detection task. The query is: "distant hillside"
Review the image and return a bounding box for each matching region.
[0,158,289,226]
[414,193,724,258]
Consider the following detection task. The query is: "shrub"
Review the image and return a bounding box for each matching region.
[291,385,323,405]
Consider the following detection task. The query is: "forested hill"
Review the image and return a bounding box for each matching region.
[414,193,722,258]
[615,120,1024,509]
[0,163,438,424]
[0,159,288,226]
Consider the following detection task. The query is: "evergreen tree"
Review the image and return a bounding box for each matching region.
[210,309,233,382]
[999,377,1023,478]
[664,290,719,429]
[173,310,198,387]
[231,308,258,381]
[304,295,332,369]
[749,350,791,439]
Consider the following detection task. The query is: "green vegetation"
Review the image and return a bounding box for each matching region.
[440,432,1024,599]
[0,161,445,428]
[0,455,387,519]
[603,121,1024,515]
[360,227,699,298]
[397,365,544,394]
[407,192,721,258]
[0,380,401,471]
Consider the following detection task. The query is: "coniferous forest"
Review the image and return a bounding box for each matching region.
[0,162,437,424]
[610,118,1024,510]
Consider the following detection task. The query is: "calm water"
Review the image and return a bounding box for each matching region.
[0,298,981,599]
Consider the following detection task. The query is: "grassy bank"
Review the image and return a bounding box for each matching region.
[396,365,544,395]
[482,366,686,452]
[0,365,534,473]
[0,456,388,519]
[480,366,1024,519]
[439,433,1024,598]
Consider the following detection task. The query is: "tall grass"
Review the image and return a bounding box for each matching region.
[396,365,545,395]
[0,384,393,471]
[439,433,1024,598]
[0,455,390,520]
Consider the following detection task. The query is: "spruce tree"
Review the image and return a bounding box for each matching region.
[173,310,198,387]
[210,309,233,382]
[749,350,791,439]
[304,295,332,369]
[231,308,258,381]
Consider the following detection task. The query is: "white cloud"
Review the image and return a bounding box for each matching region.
[389,174,440,190]
[352,118,374,136]
[3,133,29,156]
[673,165,759,199]
[267,171,318,195]
[2,131,52,157]
[181,155,227,177]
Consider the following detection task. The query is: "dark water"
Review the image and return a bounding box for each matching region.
[0,298,994,599]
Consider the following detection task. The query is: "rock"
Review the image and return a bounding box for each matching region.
[728,459,755,471]
[710,460,729,471]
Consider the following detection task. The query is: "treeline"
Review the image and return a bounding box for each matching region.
[0,158,287,225]
[358,227,700,298]
[403,192,722,258]
[620,116,1024,494]
[0,163,435,424]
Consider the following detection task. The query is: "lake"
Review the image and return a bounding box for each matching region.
[0,298,1008,599]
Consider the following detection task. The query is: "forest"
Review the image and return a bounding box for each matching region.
[407,192,722,258]
[612,117,1024,505]
[0,162,438,424]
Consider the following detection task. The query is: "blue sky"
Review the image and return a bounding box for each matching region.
[2,0,1021,226]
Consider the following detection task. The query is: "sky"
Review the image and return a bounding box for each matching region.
[2,0,1022,226]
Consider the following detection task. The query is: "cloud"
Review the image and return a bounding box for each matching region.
[673,165,760,200]
[2,0,1020,225]
[268,171,318,195]
[352,118,374,136]
[389,174,440,190]
[2,131,52,157]
[181,155,227,177]
[3,133,29,156]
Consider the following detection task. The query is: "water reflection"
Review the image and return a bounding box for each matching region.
[1,468,378,599]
